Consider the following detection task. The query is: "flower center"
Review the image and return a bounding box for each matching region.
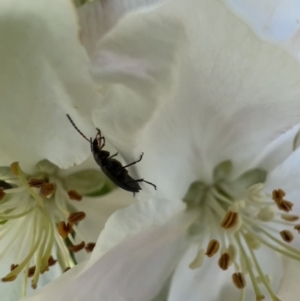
[183,161,299,301]
[0,161,95,294]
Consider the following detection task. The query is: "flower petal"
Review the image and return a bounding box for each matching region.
[74,188,135,262]
[224,0,300,59]
[22,215,188,301]
[1,0,99,170]
[92,194,185,257]
[277,257,300,300]
[90,3,184,150]
[169,243,283,301]
[78,0,164,57]
[92,0,300,199]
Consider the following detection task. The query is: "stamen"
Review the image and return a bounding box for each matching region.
[280,230,294,243]
[69,241,85,253]
[218,253,230,270]
[189,249,205,269]
[67,190,82,201]
[232,272,246,289]
[220,211,239,229]
[294,224,300,233]
[281,214,299,222]
[0,188,5,201]
[205,239,220,257]
[64,267,71,273]
[257,206,275,222]
[10,162,20,176]
[48,256,57,267]
[272,189,293,212]
[28,266,36,278]
[10,264,18,271]
[40,183,56,197]
[68,212,86,224]
[28,179,45,188]
[85,243,96,253]
[57,222,73,239]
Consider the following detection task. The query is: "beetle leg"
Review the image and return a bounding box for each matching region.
[124,178,156,190]
[108,152,118,159]
[123,153,144,168]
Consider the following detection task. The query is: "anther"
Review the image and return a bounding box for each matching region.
[272,189,293,212]
[294,224,300,233]
[244,232,261,250]
[280,230,294,243]
[68,190,82,201]
[68,211,86,224]
[232,272,246,289]
[69,241,85,252]
[64,267,71,273]
[2,275,17,282]
[0,188,5,201]
[220,211,239,229]
[48,256,57,266]
[205,239,220,257]
[10,264,18,271]
[281,214,299,222]
[57,222,73,238]
[10,162,20,176]
[218,253,230,270]
[189,249,205,269]
[272,189,286,201]
[257,206,275,221]
[40,183,56,197]
[28,179,45,188]
[28,266,36,278]
[85,242,96,253]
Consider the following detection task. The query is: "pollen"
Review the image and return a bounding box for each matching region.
[69,241,85,253]
[40,182,56,197]
[28,179,45,188]
[68,211,86,224]
[218,252,230,270]
[272,189,293,212]
[280,230,294,243]
[220,211,239,229]
[68,190,83,201]
[205,239,220,257]
[57,221,73,238]
[85,242,96,253]
[0,188,5,201]
[232,272,246,289]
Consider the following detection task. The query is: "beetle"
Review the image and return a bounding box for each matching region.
[66,114,156,194]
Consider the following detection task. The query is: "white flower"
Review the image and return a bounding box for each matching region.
[0,0,135,299]
[19,0,300,301]
[20,0,300,300]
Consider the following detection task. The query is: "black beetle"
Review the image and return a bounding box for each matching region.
[66,114,156,194]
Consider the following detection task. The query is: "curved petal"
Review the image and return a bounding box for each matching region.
[224,0,300,59]
[78,0,164,57]
[74,188,135,262]
[91,0,300,199]
[169,244,283,301]
[0,0,99,170]
[92,194,185,257]
[277,257,300,300]
[90,3,184,150]
[248,124,300,173]
[22,216,188,301]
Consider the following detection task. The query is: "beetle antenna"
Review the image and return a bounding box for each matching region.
[66,114,90,142]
